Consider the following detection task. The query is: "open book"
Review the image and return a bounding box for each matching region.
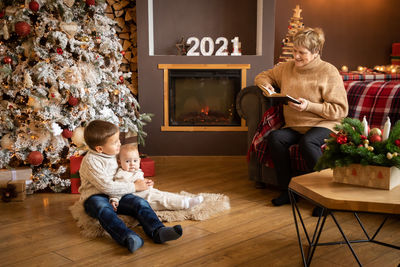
[258,84,301,105]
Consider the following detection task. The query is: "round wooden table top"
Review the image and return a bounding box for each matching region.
[289,169,400,214]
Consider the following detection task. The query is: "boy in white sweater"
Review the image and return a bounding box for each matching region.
[109,144,203,211]
[79,120,182,253]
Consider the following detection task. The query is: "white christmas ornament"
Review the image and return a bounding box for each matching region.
[50,122,63,136]
[71,127,86,147]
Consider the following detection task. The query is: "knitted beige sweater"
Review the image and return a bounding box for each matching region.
[255,56,348,132]
[78,150,136,203]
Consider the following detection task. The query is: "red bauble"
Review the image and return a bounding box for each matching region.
[62,129,73,139]
[28,151,44,166]
[86,0,95,6]
[68,96,79,106]
[57,48,63,55]
[15,21,31,37]
[29,1,40,12]
[369,134,382,143]
[3,56,12,64]
[395,139,400,147]
[121,51,126,56]
[119,76,124,83]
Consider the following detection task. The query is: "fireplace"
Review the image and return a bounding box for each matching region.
[159,64,249,131]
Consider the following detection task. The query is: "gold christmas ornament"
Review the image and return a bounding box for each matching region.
[71,127,85,147]
[0,133,14,150]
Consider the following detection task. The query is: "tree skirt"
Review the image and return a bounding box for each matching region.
[69,191,230,238]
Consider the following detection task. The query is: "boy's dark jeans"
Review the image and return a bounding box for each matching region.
[84,194,164,245]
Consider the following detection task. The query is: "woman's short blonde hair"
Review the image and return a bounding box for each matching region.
[293,27,325,54]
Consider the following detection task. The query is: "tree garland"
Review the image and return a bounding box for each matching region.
[314,118,400,171]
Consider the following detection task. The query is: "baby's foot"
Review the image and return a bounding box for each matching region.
[188,195,204,208]
[153,225,182,244]
[126,235,144,253]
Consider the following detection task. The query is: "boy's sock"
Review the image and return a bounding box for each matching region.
[188,195,204,208]
[153,225,183,244]
[125,235,144,253]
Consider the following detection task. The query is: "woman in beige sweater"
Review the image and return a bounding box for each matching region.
[254,27,348,206]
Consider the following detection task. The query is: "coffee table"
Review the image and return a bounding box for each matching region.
[288,169,400,266]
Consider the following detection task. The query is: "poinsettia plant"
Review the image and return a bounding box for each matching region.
[314,117,400,171]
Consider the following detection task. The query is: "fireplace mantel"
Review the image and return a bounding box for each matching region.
[158,64,250,132]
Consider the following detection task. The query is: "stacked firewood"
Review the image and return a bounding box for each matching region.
[105,0,138,96]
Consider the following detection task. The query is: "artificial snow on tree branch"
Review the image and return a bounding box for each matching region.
[0,0,151,192]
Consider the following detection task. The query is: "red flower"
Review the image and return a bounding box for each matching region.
[336,135,348,144]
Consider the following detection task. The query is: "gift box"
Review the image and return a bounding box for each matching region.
[70,155,84,175]
[0,180,26,201]
[70,156,83,194]
[140,157,155,177]
[0,167,32,182]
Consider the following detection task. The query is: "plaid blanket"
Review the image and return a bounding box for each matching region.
[247,105,284,166]
[345,80,400,128]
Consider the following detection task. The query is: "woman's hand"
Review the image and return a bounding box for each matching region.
[288,97,308,111]
[260,83,275,96]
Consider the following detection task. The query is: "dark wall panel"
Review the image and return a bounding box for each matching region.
[275,0,400,69]
[154,0,258,55]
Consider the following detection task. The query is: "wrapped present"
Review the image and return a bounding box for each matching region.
[70,155,84,175]
[0,180,26,202]
[140,157,155,177]
[70,156,83,194]
[0,167,32,182]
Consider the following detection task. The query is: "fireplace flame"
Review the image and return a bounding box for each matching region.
[201,106,210,116]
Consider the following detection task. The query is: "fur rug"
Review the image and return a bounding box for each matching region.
[69,191,230,238]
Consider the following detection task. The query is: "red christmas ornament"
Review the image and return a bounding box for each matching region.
[395,139,400,147]
[57,48,63,55]
[15,21,31,37]
[121,51,126,56]
[29,0,40,12]
[336,135,347,144]
[86,0,95,6]
[369,134,382,143]
[62,129,73,139]
[68,96,79,106]
[28,151,44,166]
[3,56,12,64]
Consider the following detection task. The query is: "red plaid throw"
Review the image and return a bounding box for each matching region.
[247,105,284,166]
[345,80,400,128]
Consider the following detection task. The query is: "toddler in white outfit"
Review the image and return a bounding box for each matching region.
[109,144,203,211]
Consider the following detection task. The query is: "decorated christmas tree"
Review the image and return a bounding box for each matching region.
[278,5,305,63]
[0,0,151,192]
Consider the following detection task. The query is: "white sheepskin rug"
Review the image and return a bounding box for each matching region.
[69,191,230,238]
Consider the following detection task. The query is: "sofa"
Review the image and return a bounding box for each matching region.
[236,73,400,187]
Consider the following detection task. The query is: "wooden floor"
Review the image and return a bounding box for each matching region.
[1,156,399,267]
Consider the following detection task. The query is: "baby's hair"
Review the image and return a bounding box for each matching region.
[120,143,138,153]
[118,143,139,160]
[84,120,119,151]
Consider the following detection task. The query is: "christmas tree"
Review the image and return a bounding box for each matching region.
[0,0,151,192]
[278,5,305,63]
